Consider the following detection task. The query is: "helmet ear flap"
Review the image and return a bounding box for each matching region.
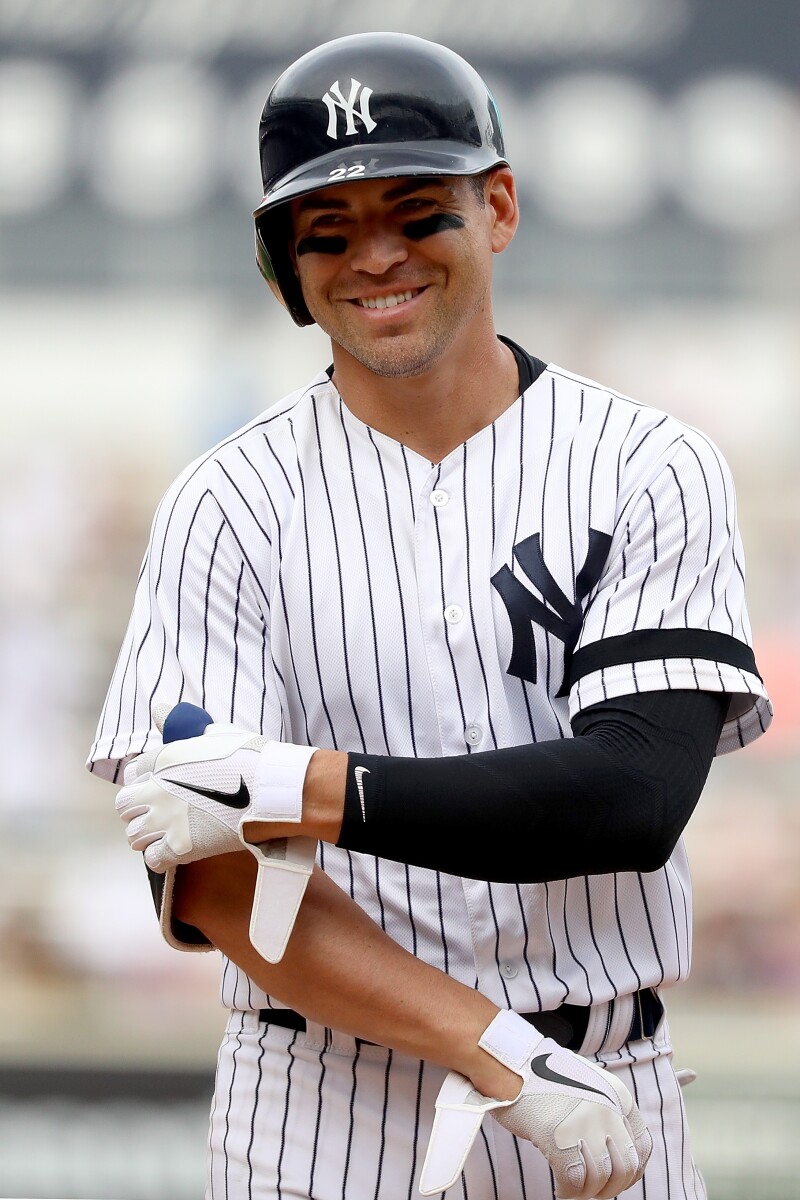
[254,206,314,328]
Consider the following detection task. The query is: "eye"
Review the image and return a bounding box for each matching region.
[397,197,435,213]
[311,213,349,231]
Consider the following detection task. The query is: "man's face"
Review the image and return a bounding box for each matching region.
[288,171,517,379]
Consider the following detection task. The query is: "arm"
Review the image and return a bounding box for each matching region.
[174,850,520,1100]
[255,688,727,881]
[120,689,725,953]
[146,703,512,1099]
[174,849,651,1198]
[117,713,655,1197]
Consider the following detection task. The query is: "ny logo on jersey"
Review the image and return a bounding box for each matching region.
[491,529,611,695]
[322,78,377,140]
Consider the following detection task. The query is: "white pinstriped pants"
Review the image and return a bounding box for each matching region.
[207,1006,706,1200]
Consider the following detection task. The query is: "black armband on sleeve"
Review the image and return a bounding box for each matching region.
[337,690,727,882]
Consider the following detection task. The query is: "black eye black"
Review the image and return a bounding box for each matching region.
[403,212,466,240]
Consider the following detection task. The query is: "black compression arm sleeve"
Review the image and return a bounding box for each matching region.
[337,689,727,882]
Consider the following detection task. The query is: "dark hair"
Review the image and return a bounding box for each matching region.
[467,171,488,204]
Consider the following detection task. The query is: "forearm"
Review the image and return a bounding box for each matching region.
[254,690,727,882]
[173,852,518,1100]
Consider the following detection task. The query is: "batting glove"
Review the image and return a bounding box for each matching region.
[115,702,319,962]
[420,1009,652,1199]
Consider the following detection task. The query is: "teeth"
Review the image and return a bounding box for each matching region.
[359,290,416,309]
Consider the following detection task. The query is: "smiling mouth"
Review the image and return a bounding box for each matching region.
[354,288,423,310]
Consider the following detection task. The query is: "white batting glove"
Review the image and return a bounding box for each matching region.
[420,1009,651,1199]
[115,703,319,962]
[116,722,315,871]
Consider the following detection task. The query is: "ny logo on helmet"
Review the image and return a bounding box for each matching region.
[322,78,377,140]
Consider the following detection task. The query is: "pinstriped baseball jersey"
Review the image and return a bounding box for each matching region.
[88,351,771,1017]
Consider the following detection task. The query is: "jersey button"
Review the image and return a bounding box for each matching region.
[430,489,449,507]
[444,604,463,624]
[464,724,483,747]
[500,962,519,980]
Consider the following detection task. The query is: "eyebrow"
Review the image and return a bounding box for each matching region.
[384,178,452,200]
[295,178,453,214]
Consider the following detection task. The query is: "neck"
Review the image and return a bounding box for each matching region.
[330,326,519,464]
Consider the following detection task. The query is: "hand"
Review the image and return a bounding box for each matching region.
[420,1009,651,1199]
[116,703,320,964]
[115,703,316,873]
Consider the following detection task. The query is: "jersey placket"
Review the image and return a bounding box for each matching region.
[414,461,489,757]
[412,457,526,1003]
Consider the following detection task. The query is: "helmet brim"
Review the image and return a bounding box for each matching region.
[253,140,508,218]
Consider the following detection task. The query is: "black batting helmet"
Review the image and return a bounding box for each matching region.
[253,32,508,326]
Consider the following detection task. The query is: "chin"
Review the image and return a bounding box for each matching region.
[332,325,452,380]
[355,348,437,379]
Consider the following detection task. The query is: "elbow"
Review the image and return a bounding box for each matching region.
[608,831,674,875]
[631,831,679,874]
[612,780,697,874]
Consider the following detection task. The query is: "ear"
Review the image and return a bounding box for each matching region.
[486,167,519,253]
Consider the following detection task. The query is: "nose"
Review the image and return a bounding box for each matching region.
[347,222,409,275]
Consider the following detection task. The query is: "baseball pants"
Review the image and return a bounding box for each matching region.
[207,1004,706,1200]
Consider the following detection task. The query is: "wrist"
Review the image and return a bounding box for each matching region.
[459,1020,523,1102]
[440,1000,522,1102]
[242,747,347,844]
[466,1051,522,1103]
[301,749,348,841]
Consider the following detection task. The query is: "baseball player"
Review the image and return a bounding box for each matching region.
[89,32,771,1200]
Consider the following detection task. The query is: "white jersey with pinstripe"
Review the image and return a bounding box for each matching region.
[89,353,770,1198]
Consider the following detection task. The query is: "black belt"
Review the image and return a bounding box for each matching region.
[259,987,663,1053]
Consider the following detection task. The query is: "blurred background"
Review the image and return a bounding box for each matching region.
[1,0,798,1196]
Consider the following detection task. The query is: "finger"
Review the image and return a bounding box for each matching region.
[553,1141,595,1200]
[115,784,147,815]
[124,751,159,786]
[116,802,149,826]
[152,703,172,734]
[576,1137,609,1200]
[126,811,167,851]
[593,1133,638,1199]
[143,849,168,873]
[123,810,166,848]
[625,1105,653,1172]
[131,829,165,853]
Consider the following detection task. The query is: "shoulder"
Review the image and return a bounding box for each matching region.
[151,372,331,533]
[539,362,732,480]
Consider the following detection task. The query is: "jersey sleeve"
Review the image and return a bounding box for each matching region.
[568,427,771,754]
[87,459,282,782]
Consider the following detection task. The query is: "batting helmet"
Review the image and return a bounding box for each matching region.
[253,32,508,326]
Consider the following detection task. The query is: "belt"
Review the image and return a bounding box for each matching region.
[259,987,663,1054]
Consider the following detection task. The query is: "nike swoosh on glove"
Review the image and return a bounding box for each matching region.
[116,712,315,872]
[115,703,319,962]
[420,1008,651,1199]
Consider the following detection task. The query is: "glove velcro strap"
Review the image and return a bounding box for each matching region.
[419,1072,499,1196]
[242,741,318,828]
[478,1008,545,1073]
[247,836,318,964]
[420,1011,547,1195]
[236,740,317,964]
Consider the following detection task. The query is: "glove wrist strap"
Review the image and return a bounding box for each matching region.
[241,741,318,833]
[237,741,318,965]
[479,1008,545,1074]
